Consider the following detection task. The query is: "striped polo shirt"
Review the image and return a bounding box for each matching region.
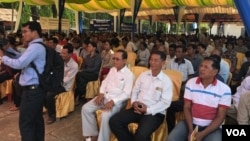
[184,77,231,126]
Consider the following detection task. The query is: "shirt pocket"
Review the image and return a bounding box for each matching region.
[153,87,163,101]
[117,78,125,90]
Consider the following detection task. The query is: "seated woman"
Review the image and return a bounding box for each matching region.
[100,40,114,81]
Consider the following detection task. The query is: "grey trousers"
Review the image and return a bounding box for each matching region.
[81,97,125,141]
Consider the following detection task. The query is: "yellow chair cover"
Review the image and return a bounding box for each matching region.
[0,79,13,100]
[222,58,231,68]
[85,62,103,99]
[129,66,149,80]
[55,90,75,118]
[55,78,76,118]
[77,56,83,69]
[162,69,183,101]
[236,52,245,70]
[127,52,137,67]
[85,79,100,99]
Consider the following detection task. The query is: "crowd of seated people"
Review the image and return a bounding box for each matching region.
[2,30,250,141]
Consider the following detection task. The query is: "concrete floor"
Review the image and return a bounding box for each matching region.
[0,99,83,141]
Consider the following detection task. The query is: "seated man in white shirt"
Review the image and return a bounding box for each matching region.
[109,51,173,141]
[45,43,78,124]
[227,76,250,122]
[81,50,134,141]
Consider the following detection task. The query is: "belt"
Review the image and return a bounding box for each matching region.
[22,84,40,90]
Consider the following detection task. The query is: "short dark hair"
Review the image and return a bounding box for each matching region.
[7,35,16,45]
[71,36,82,45]
[49,37,58,44]
[22,21,42,37]
[63,43,74,54]
[89,41,97,48]
[245,51,250,58]
[140,42,147,48]
[169,43,177,50]
[150,50,166,61]
[175,45,186,52]
[187,44,197,50]
[226,42,235,49]
[111,37,120,47]
[116,49,127,60]
[204,55,221,73]
[197,43,206,50]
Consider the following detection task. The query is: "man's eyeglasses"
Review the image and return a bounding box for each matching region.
[112,57,122,61]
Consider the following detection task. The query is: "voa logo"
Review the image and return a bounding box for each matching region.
[226,129,246,136]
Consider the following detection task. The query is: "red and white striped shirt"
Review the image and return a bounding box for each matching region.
[184,77,231,126]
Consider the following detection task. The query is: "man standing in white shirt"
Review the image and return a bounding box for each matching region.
[81,50,134,141]
[109,51,173,141]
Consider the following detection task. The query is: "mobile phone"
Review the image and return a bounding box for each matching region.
[138,104,143,108]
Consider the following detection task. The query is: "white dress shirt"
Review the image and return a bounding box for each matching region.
[232,76,250,109]
[131,70,173,115]
[100,66,134,104]
[167,58,194,82]
[63,58,78,91]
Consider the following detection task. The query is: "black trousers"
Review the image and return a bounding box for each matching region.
[109,108,165,141]
[45,87,66,117]
[166,99,184,133]
[19,86,45,141]
[12,77,22,107]
[74,71,98,98]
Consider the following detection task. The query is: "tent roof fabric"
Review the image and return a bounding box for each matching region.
[0,0,238,21]
[0,0,234,9]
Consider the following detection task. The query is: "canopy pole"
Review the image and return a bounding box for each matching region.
[119,9,126,34]
[131,0,142,40]
[74,11,79,34]
[14,1,23,33]
[58,0,65,34]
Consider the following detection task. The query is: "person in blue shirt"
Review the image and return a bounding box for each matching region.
[0,21,46,141]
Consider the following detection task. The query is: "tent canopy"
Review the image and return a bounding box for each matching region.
[0,0,235,10]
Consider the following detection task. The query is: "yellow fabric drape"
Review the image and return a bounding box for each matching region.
[127,52,137,67]
[55,90,75,118]
[236,52,245,70]
[0,80,13,99]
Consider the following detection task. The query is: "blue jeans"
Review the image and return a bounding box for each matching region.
[167,120,222,141]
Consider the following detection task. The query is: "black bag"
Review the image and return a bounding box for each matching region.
[12,73,22,97]
[31,42,64,92]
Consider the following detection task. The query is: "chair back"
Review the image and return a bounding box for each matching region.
[76,56,83,69]
[162,69,183,101]
[222,58,231,68]
[236,52,245,70]
[127,52,137,67]
[129,66,149,80]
